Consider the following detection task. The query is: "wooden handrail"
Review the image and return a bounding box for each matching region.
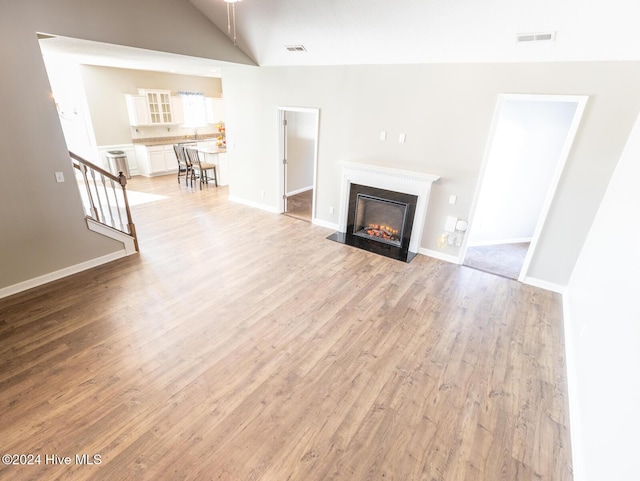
[69,151,138,252]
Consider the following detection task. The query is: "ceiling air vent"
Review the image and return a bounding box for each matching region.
[516,31,556,43]
[285,45,307,52]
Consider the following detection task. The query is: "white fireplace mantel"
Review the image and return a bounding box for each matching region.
[338,162,440,254]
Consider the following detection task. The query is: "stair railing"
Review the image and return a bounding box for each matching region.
[69,151,138,252]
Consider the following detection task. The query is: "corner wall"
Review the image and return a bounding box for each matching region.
[564,111,640,481]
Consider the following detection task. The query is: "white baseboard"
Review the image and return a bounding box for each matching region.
[228,195,280,214]
[0,251,127,300]
[420,248,461,264]
[313,218,339,230]
[561,290,586,481]
[521,275,566,294]
[468,237,533,247]
[286,186,313,196]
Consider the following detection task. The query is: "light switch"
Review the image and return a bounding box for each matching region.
[379,131,387,141]
[398,133,406,143]
[55,172,65,183]
[449,195,457,205]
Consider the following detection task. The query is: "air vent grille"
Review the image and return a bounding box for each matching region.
[516,31,556,43]
[285,45,307,52]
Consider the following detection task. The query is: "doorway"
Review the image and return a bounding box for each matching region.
[278,107,319,223]
[462,94,588,281]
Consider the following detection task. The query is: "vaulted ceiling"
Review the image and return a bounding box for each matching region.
[189,0,640,66]
[38,0,640,77]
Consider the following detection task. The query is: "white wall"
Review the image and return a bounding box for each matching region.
[469,98,578,245]
[222,62,640,287]
[564,112,640,481]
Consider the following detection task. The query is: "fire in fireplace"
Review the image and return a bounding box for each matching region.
[328,183,419,262]
[353,194,408,247]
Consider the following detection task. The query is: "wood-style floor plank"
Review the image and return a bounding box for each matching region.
[0,175,573,481]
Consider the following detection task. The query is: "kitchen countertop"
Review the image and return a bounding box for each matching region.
[197,146,227,154]
[132,135,219,147]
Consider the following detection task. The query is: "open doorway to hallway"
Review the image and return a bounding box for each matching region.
[278,107,319,223]
[463,94,588,280]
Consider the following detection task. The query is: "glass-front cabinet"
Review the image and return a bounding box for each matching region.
[145,90,173,124]
[125,89,179,126]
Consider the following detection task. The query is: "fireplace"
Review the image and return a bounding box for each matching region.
[328,162,440,262]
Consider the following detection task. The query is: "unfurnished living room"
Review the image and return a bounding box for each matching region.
[1,1,639,481]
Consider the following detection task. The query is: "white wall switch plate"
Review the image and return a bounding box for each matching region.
[449,195,457,205]
[55,172,65,183]
[379,131,387,141]
[398,133,406,143]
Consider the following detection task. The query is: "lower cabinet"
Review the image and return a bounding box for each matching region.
[134,144,178,176]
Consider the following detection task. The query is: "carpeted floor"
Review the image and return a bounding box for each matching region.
[463,242,530,280]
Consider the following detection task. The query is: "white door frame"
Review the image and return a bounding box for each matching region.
[276,106,320,220]
[460,93,588,283]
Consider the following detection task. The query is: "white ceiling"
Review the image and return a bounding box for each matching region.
[189,0,640,66]
[39,0,640,77]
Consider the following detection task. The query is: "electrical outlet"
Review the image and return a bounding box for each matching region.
[329,206,334,214]
[55,172,65,183]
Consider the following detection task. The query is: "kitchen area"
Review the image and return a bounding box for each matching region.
[42,55,228,185]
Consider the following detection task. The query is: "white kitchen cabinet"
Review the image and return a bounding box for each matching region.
[125,95,150,126]
[171,96,184,125]
[206,97,225,124]
[197,141,228,186]
[133,144,178,176]
[217,152,228,185]
[145,90,173,124]
[125,90,182,126]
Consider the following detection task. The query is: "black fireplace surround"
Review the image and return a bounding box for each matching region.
[328,183,419,262]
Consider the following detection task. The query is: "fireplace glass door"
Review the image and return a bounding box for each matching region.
[353,194,408,247]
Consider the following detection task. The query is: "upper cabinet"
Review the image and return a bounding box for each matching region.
[206,97,225,124]
[125,94,150,126]
[125,89,182,126]
[145,90,173,123]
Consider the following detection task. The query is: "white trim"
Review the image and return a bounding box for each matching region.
[468,237,532,247]
[0,251,127,300]
[86,218,137,256]
[520,275,566,294]
[338,161,440,254]
[313,218,339,230]
[459,93,588,284]
[420,248,461,264]
[286,185,313,197]
[228,195,280,214]
[277,106,320,222]
[561,290,586,481]
[517,95,588,282]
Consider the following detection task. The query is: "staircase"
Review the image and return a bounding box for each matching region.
[70,151,139,254]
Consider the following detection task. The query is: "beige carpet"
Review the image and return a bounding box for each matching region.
[463,242,530,280]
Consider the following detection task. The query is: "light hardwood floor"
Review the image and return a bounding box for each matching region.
[0,175,572,481]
